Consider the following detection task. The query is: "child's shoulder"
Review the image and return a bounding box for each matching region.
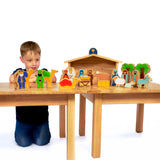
[12,68,23,75]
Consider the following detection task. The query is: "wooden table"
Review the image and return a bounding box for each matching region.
[0,83,86,160]
[79,82,160,158]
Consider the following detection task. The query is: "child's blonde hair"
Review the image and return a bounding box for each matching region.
[20,41,41,57]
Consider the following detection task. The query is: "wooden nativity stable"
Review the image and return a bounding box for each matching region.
[64,54,122,86]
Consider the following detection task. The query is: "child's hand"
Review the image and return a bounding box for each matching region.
[52,76,57,83]
[29,72,37,83]
[9,75,15,83]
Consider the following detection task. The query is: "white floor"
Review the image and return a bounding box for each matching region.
[0,94,160,160]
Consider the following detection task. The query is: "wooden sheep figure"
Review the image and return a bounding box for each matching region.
[125,81,135,88]
[114,77,125,87]
[138,75,152,88]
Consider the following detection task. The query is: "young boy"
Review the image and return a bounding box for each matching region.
[9,41,56,147]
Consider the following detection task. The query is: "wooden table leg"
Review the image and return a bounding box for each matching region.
[92,94,102,158]
[79,94,86,136]
[67,94,75,160]
[59,105,66,138]
[136,103,144,133]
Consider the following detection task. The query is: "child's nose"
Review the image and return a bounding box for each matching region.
[32,61,36,65]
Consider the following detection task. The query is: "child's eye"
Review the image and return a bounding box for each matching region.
[36,59,39,62]
[28,60,32,62]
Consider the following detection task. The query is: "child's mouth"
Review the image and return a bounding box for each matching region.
[31,67,37,70]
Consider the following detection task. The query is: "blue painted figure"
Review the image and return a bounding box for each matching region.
[138,75,152,88]
[78,69,84,78]
[112,69,119,86]
[18,71,28,89]
[89,48,98,55]
[122,70,129,84]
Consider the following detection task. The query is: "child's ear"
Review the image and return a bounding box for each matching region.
[20,56,24,63]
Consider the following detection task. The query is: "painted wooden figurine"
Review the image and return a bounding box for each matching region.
[25,69,35,88]
[59,68,79,89]
[78,70,84,78]
[111,69,119,86]
[67,67,76,81]
[131,70,140,87]
[17,70,28,89]
[138,74,152,88]
[36,70,45,88]
[78,69,91,87]
[59,70,72,87]
[88,70,93,86]
[121,69,129,84]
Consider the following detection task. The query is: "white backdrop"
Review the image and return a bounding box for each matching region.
[0,0,160,160]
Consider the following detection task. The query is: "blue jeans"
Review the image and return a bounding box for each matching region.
[15,120,51,147]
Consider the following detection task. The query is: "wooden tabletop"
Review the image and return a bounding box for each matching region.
[0,83,88,95]
[0,82,160,95]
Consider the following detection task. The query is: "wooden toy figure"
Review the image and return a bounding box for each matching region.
[122,69,129,84]
[111,69,119,86]
[59,70,72,87]
[78,70,84,78]
[63,70,69,79]
[138,75,152,88]
[88,70,93,86]
[17,70,28,89]
[44,69,58,88]
[67,67,76,81]
[131,70,140,87]
[36,70,44,88]
[25,69,35,89]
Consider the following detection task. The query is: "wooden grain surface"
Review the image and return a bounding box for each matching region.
[0,82,160,95]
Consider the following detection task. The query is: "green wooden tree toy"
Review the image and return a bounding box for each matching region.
[121,63,135,83]
[136,63,150,79]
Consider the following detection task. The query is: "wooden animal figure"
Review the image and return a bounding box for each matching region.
[25,69,35,88]
[17,70,28,89]
[111,69,119,86]
[36,70,45,88]
[138,75,152,88]
[59,78,80,89]
[125,81,135,88]
[44,69,58,88]
[114,77,125,87]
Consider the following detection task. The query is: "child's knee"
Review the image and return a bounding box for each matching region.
[34,137,51,146]
[15,136,32,147]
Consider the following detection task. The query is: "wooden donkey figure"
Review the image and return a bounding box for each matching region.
[138,75,152,88]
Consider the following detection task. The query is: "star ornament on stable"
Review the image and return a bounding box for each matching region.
[89,48,98,55]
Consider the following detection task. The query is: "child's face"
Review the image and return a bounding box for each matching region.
[20,51,40,71]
